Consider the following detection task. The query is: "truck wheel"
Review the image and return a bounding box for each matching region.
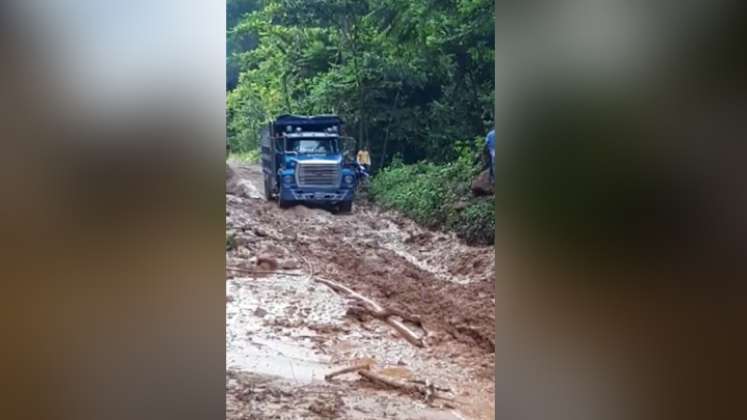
[338,200,353,214]
[263,175,272,201]
[278,187,291,208]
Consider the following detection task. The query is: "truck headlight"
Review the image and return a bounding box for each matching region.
[343,175,354,184]
[283,175,294,184]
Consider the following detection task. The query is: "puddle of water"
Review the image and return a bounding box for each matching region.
[227,336,330,384]
[226,274,348,384]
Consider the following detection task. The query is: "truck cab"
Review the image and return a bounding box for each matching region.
[261,114,357,212]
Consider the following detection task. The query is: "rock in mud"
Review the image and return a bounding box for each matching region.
[280,259,300,270]
[233,235,252,248]
[471,169,494,196]
[226,165,244,196]
[453,200,469,210]
[308,394,344,418]
[256,255,278,271]
[404,231,433,245]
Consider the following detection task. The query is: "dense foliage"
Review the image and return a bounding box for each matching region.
[227,0,495,242]
[227,0,495,165]
[227,0,261,91]
[370,140,495,245]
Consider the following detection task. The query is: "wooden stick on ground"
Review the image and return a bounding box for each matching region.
[358,369,422,394]
[314,277,425,347]
[323,363,371,381]
[357,370,455,403]
[301,256,425,347]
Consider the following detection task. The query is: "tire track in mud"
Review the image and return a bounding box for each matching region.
[226,163,495,420]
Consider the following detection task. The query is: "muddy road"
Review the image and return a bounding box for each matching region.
[226,163,495,419]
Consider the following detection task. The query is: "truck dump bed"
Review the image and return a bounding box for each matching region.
[272,114,343,134]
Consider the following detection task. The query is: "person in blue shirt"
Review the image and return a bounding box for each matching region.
[485,129,495,182]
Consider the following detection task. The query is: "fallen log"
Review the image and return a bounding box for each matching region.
[358,370,454,403]
[358,369,422,394]
[300,257,425,347]
[314,277,425,348]
[348,301,424,328]
[324,363,371,381]
[314,278,379,308]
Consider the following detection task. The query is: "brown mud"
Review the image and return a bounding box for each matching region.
[226,163,495,419]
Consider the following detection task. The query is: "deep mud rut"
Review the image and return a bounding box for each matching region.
[226,163,495,419]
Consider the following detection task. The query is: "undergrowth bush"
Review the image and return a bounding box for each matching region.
[227,150,260,164]
[370,139,494,245]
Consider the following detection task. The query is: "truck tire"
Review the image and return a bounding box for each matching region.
[338,200,353,214]
[263,175,272,201]
[278,187,292,208]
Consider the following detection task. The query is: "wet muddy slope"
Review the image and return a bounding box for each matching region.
[226,163,495,419]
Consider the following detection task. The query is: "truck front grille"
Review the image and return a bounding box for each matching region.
[297,162,340,187]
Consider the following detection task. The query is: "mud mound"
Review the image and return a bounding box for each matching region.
[226,163,263,199]
[311,242,496,354]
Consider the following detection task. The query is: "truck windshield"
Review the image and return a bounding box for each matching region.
[286,139,338,154]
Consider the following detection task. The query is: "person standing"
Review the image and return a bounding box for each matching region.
[485,129,495,182]
[356,148,371,172]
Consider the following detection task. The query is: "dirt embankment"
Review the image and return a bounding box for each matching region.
[226,163,495,419]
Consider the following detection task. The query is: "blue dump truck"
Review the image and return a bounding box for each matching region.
[261,114,357,213]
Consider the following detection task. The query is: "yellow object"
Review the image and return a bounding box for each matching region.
[356,149,371,166]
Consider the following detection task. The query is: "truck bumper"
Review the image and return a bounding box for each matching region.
[280,187,353,203]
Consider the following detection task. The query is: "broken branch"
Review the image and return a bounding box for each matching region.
[314,277,425,347]
[358,369,421,393]
[324,363,371,381]
[357,370,454,403]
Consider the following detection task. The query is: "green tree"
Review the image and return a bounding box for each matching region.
[226,0,495,163]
